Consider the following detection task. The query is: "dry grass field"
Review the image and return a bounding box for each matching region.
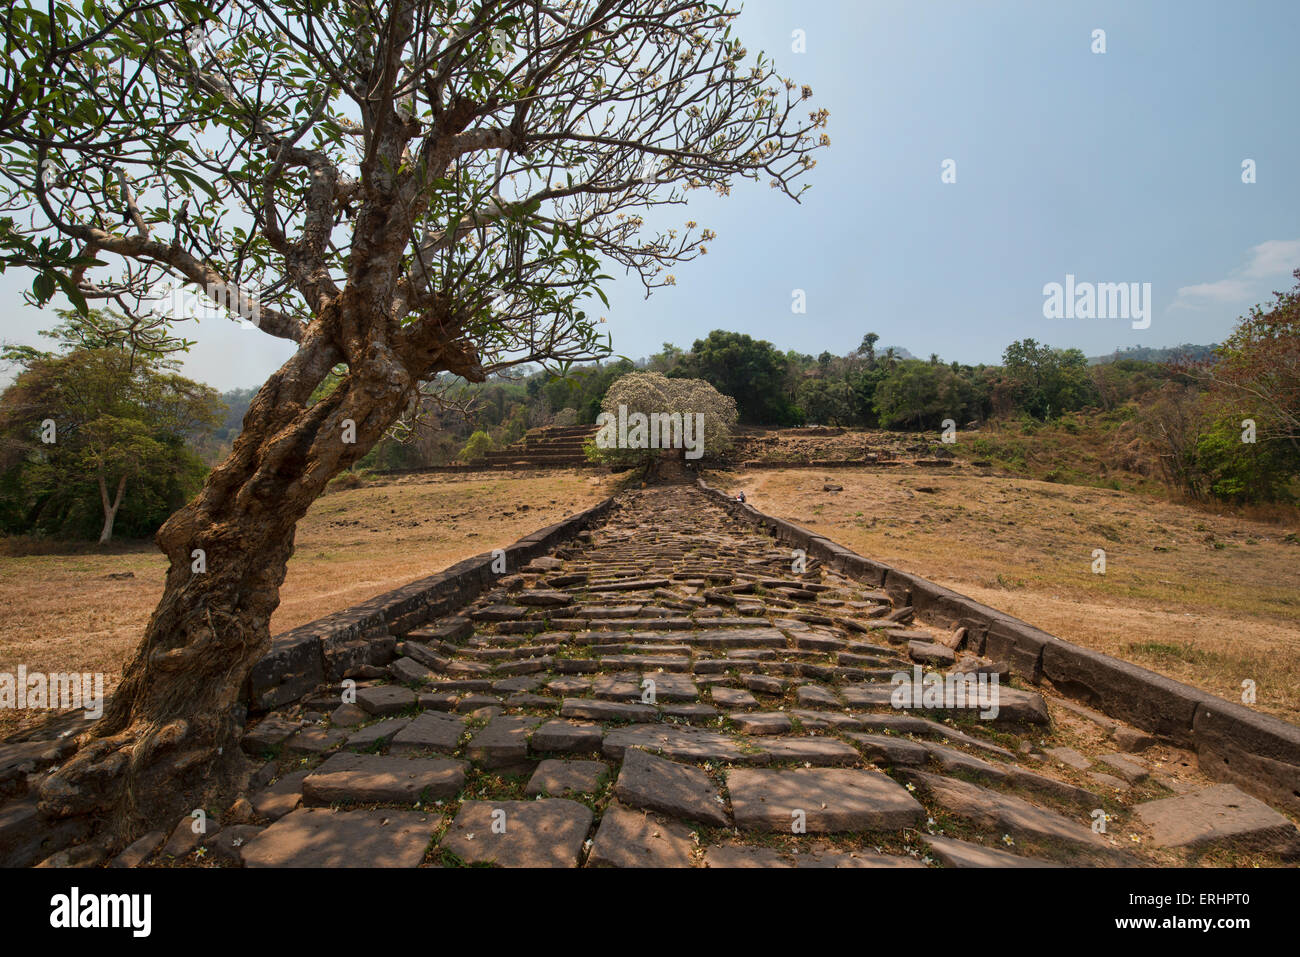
[706,467,1300,723]
[0,469,619,738]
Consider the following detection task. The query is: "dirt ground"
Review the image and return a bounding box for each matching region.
[706,467,1300,724]
[0,469,618,738]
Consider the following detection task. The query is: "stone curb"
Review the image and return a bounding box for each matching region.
[247,496,615,711]
[694,477,1300,815]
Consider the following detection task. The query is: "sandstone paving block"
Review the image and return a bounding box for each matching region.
[546,677,592,695]
[526,556,565,572]
[241,808,437,868]
[1111,726,1157,753]
[704,841,923,868]
[507,693,554,709]
[241,716,300,755]
[704,845,789,868]
[730,712,793,735]
[496,658,551,676]
[603,724,750,763]
[1135,784,1300,856]
[989,687,1050,725]
[790,710,863,731]
[740,675,786,695]
[516,590,573,607]
[757,736,861,766]
[417,692,461,712]
[439,799,593,868]
[614,748,729,826]
[303,752,467,806]
[641,672,699,702]
[660,702,719,722]
[390,711,466,753]
[493,676,543,694]
[251,769,310,821]
[446,659,493,676]
[329,703,367,727]
[526,759,609,796]
[467,715,542,768]
[591,673,641,700]
[109,830,167,869]
[432,679,493,693]
[346,717,410,751]
[855,714,1015,758]
[355,685,417,716]
[160,816,204,859]
[678,627,787,648]
[285,727,347,756]
[388,656,436,685]
[1045,747,1092,771]
[795,684,841,708]
[470,604,530,622]
[922,834,1062,868]
[408,617,473,643]
[1007,767,1098,807]
[206,824,264,863]
[587,803,696,868]
[531,719,603,754]
[1088,771,1130,792]
[399,641,450,672]
[921,742,1010,782]
[793,847,925,868]
[728,768,924,833]
[1097,752,1149,784]
[904,770,1105,851]
[908,640,956,667]
[841,684,896,708]
[846,733,928,766]
[561,698,656,722]
[711,686,759,709]
[455,694,503,712]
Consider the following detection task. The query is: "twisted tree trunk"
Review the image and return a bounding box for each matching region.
[38,318,432,842]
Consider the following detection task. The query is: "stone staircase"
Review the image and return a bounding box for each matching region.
[10,481,1298,868]
[480,425,597,469]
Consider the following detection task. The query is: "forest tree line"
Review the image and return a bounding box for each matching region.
[1,274,1296,541]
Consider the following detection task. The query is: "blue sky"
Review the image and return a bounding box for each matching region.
[2,0,1297,390]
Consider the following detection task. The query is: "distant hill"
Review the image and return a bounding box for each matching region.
[216,388,256,441]
[1087,343,1218,366]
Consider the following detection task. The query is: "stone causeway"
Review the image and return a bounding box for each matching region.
[4,475,1299,868]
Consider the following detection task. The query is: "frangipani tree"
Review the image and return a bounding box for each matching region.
[589,369,737,465]
[1,0,825,842]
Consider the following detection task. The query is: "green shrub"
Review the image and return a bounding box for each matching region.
[459,430,495,463]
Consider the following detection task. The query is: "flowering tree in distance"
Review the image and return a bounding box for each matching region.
[1,0,826,842]
[589,370,738,466]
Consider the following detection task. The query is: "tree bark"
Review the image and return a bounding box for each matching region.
[98,473,127,544]
[38,322,432,842]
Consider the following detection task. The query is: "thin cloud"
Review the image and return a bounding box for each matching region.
[1243,238,1300,277]
[1173,239,1300,308]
